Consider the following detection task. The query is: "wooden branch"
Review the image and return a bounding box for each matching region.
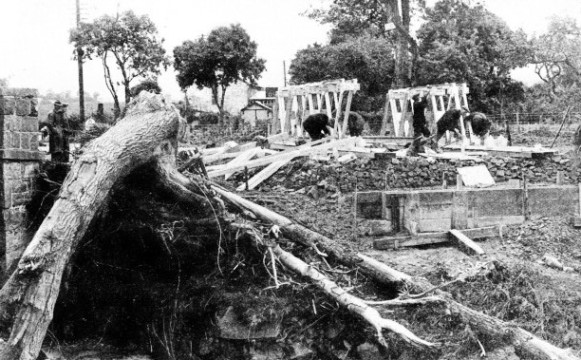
[272,244,436,348]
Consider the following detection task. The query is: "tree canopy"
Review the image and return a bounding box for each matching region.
[173,24,266,119]
[289,36,395,110]
[530,16,581,101]
[70,10,170,117]
[414,0,530,112]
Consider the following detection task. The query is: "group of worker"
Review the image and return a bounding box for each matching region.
[301,93,492,155]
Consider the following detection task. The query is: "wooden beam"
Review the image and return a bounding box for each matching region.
[224,148,264,180]
[449,229,485,255]
[397,94,410,137]
[341,91,354,137]
[236,158,291,191]
[373,226,499,250]
[208,137,356,178]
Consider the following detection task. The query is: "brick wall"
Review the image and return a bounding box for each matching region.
[0,87,41,272]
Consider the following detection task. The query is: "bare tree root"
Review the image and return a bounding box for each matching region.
[230,223,436,349]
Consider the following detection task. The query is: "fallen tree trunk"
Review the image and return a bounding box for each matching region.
[212,185,578,360]
[0,93,190,360]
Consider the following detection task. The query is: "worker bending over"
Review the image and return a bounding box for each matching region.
[302,113,335,140]
[434,108,491,150]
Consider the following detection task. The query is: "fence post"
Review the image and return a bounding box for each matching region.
[516,112,520,132]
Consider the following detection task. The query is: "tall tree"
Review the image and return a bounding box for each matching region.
[70,10,170,117]
[415,0,530,112]
[530,16,581,102]
[173,24,266,122]
[306,0,423,88]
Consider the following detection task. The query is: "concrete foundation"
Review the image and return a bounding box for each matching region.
[357,185,580,234]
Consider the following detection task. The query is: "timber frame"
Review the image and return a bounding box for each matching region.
[270,79,361,138]
[381,82,470,137]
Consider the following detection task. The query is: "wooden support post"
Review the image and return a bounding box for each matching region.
[380,94,391,135]
[456,174,463,190]
[324,92,332,119]
[342,91,354,138]
[522,174,530,221]
[307,93,315,114]
[449,229,485,255]
[398,94,410,137]
[516,112,520,132]
[271,98,280,134]
[284,96,293,135]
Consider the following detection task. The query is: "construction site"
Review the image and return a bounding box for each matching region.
[0,75,580,360]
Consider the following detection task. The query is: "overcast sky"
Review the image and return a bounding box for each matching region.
[1,0,580,101]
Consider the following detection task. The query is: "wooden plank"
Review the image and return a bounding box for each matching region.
[208,137,356,178]
[283,96,293,135]
[236,159,291,191]
[457,165,495,188]
[380,94,391,135]
[398,94,410,137]
[224,148,264,180]
[203,152,240,165]
[373,226,498,250]
[324,92,333,119]
[341,91,354,137]
[449,229,485,255]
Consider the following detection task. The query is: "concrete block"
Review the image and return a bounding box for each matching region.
[23,162,38,179]
[10,132,20,149]
[15,98,31,116]
[30,98,38,117]
[356,192,383,219]
[5,229,24,270]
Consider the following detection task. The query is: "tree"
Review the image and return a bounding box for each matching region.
[415,0,531,112]
[70,10,170,118]
[530,16,581,102]
[289,36,395,110]
[173,24,266,123]
[306,0,424,88]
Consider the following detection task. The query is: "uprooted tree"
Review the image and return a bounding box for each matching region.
[0,92,577,360]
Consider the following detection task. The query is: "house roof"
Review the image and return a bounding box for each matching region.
[241,101,272,112]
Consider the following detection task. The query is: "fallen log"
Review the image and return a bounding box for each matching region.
[212,185,578,360]
[0,93,197,360]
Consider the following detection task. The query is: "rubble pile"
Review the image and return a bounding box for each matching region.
[242,154,581,192]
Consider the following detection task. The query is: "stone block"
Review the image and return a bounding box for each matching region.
[21,117,38,132]
[15,98,31,116]
[10,133,20,149]
[3,115,20,132]
[23,162,38,179]
[20,133,30,150]
[4,162,21,179]
[0,96,15,115]
[30,98,38,117]
[12,191,32,207]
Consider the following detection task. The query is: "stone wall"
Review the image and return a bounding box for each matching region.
[0,87,41,271]
[266,155,579,193]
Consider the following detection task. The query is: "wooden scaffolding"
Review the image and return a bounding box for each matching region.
[271,79,361,138]
[381,82,470,137]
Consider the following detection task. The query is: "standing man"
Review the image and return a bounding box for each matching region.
[409,93,431,155]
[40,100,71,162]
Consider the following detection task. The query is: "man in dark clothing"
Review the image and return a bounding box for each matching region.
[347,112,365,137]
[464,112,491,145]
[40,100,71,162]
[434,108,468,150]
[409,94,431,155]
[303,113,334,140]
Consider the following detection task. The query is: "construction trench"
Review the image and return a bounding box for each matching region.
[1,87,581,360]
